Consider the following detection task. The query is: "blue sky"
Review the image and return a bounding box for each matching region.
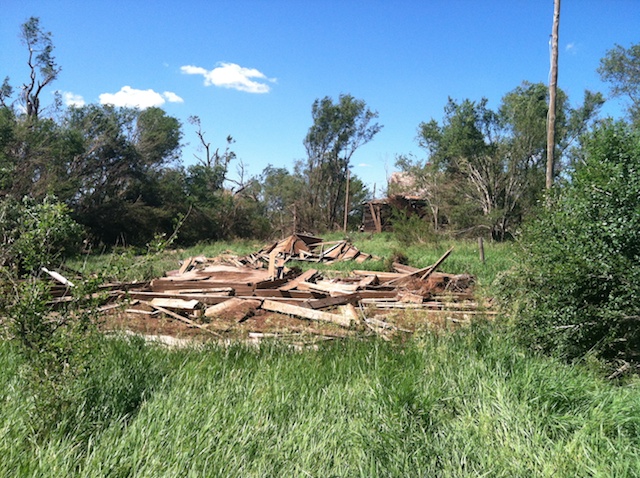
[2,1,639,195]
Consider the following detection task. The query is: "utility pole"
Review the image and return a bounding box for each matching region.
[546,0,561,190]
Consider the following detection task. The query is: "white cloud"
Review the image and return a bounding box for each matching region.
[99,86,183,109]
[62,92,85,107]
[358,163,371,168]
[565,42,577,54]
[162,91,184,103]
[181,62,275,93]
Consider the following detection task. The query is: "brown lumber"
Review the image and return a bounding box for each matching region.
[304,281,360,294]
[339,304,360,323]
[127,291,233,305]
[420,247,454,280]
[392,263,419,274]
[302,292,360,310]
[353,270,403,281]
[261,300,352,328]
[150,298,202,311]
[178,256,194,275]
[141,300,222,337]
[204,298,262,321]
[385,247,454,285]
[278,268,318,291]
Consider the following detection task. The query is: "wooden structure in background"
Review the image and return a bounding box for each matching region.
[362,195,427,233]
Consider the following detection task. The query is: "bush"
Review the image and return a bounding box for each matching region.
[500,121,640,363]
[391,209,437,245]
[0,195,83,275]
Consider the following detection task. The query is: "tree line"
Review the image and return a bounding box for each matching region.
[1,17,639,248]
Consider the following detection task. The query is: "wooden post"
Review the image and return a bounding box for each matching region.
[478,237,485,264]
[546,0,561,190]
[292,203,297,234]
[343,168,350,233]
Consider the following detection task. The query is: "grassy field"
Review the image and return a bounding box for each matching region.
[7,238,640,476]
[2,324,640,477]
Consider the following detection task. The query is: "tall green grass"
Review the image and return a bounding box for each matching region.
[2,324,640,477]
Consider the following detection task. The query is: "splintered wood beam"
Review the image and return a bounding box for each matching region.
[204,298,262,321]
[150,298,203,311]
[385,247,454,285]
[140,300,222,337]
[302,292,360,310]
[278,268,318,291]
[177,256,195,275]
[420,247,454,280]
[261,300,352,328]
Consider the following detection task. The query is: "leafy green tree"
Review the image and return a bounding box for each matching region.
[406,83,602,239]
[258,165,305,235]
[598,42,640,126]
[501,121,640,363]
[299,94,381,231]
[64,104,182,245]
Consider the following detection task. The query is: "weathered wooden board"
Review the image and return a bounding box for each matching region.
[204,298,262,321]
[261,300,352,328]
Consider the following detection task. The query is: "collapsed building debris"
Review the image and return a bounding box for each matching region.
[41,237,493,342]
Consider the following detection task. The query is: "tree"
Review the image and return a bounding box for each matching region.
[258,165,305,235]
[64,105,183,245]
[416,97,505,237]
[13,17,61,119]
[299,94,381,231]
[407,83,602,239]
[598,42,640,126]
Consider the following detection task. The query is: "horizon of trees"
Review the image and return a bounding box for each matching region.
[1,16,638,248]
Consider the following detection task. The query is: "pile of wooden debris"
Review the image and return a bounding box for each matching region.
[41,239,493,342]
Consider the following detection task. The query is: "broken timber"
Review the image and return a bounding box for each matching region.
[261,300,352,328]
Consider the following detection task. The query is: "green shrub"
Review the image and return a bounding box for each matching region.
[391,209,437,245]
[500,121,640,363]
[0,195,83,275]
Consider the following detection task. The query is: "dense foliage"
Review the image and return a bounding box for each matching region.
[599,41,640,126]
[501,121,640,363]
[394,83,603,240]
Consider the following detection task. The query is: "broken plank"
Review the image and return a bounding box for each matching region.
[42,267,75,287]
[140,300,222,337]
[339,303,360,323]
[127,291,232,305]
[261,300,352,328]
[304,281,360,294]
[150,298,203,311]
[204,298,262,321]
[178,256,195,275]
[384,247,454,285]
[420,247,454,280]
[278,268,318,291]
[302,292,360,310]
[352,270,403,281]
[392,262,419,274]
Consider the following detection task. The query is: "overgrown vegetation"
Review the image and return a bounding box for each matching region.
[500,121,640,364]
[2,325,640,477]
[4,13,640,477]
